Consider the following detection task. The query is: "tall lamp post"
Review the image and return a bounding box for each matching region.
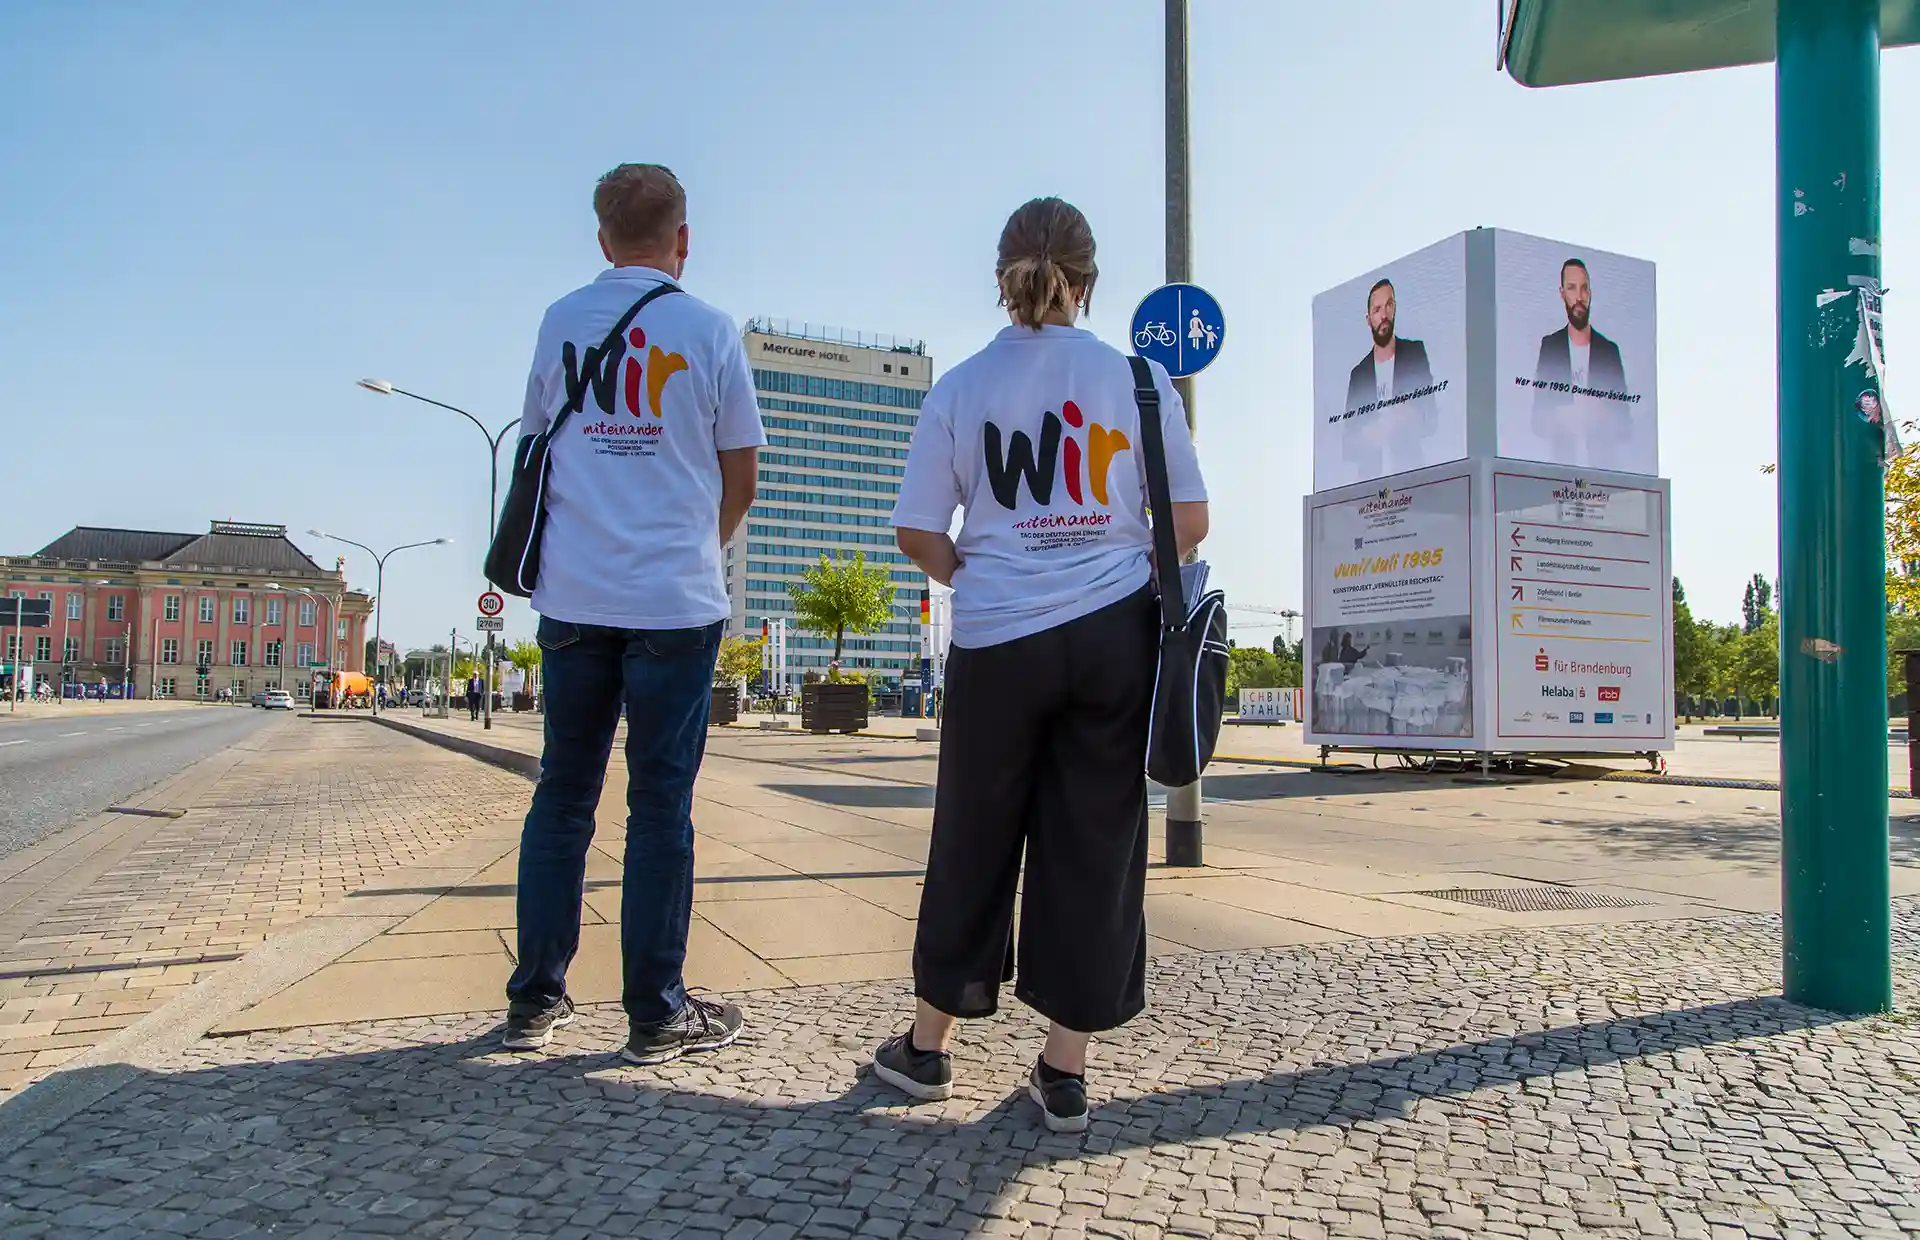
[307,531,449,718]
[359,379,519,730]
[266,582,333,705]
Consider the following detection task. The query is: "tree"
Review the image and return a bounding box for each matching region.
[787,552,896,663]
[1883,422,1920,610]
[1731,614,1782,712]
[1741,573,1773,634]
[715,635,765,687]
[1226,647,1286,697]
[503,639,540,674]
[1672,579,1714,709]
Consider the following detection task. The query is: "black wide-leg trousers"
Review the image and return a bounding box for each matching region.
[912,587,1157,1034]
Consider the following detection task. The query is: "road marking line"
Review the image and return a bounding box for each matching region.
[106,726,126,732]
[0,739,27,747]
[59,731,88,737]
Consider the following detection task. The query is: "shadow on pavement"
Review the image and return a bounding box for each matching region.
[0,995,1852,1236]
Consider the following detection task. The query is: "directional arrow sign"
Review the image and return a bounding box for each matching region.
[1511,585,1524,601]
[1511,612,1525,629]
[1509,527,1525,547]
[1510,555,1524,572]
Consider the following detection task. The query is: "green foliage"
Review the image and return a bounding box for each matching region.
[715,636,764,686]
[1886,428,1920,610]
[504,639,541,674]
[1732,613,1781,705]
[1226,647,1295,697]
[1741,573,1774,634]
[788,552,897,661]
[1672,579,1714,702]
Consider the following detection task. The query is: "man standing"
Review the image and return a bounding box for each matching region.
[1530,258,1629,465]
[501,164,763,1064]
[465,672,483,721]
[1343,278,1436,478]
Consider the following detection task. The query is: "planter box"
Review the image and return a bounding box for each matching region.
[709,684,741,727]
[801,682,868,734]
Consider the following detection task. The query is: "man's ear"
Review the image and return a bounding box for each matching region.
[599,229,615,264]
[676,222,690,263]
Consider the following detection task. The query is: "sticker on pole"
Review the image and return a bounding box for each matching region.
[476,616,505,632]
[477,591,505,617]
[1131,283,1225,379]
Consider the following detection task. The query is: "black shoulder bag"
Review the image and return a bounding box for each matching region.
[484,281,682,596]
[1129,355,1229,787]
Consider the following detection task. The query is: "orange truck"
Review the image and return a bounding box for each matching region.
[313,670,375,709]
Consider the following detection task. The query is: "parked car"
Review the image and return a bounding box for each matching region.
[262,689,295,710]
[250,690,270,707]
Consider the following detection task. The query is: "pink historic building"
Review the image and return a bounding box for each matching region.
[3,520,372,701]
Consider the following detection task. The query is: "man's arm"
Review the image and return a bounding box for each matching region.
[718,447,757,544]
[1171,501,1209,561]
[897,528,959,589]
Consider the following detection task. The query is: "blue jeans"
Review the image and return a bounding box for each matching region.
[506,615,722,1026]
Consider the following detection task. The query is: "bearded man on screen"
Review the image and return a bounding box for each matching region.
[1342,278,1437,478]
[1530,258,1631,467]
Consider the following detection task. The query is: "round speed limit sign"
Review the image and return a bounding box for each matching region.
[477,591,505,618]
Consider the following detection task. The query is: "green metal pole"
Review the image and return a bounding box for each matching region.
[1776,0,1891,1013]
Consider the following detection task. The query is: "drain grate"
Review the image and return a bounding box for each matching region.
[1412,886,1648,912]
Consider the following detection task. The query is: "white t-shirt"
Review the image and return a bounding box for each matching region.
[892,324,1208,649]
[1374,352,1395,405]
[1569,339,1590,388]
[518,265,766,629]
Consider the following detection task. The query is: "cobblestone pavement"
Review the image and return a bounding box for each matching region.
[0,719,530,1097]
[2,904,1914,1239]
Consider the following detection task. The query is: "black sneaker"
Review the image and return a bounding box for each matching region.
[870,1031,954,1101]
[620,996,745,1065]
[1028,1059,1089,1133]
[501,996,575,1050]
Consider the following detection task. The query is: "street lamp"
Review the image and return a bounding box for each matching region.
[265,581,336,706]
[357,378,520,730]
[307,530,449,717]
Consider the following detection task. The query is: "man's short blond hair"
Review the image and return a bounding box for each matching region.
[594,164,686,252]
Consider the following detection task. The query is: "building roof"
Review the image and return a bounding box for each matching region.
[161,530,324,575]
[31,521,327,577]
[35,526,197,563]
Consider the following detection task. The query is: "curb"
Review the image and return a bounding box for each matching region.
[1211,751,1911,799]
[370,715,541,781]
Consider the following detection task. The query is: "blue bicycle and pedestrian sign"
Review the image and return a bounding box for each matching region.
[1130,283,1225,378]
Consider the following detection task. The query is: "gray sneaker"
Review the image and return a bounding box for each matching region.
[501,996,575,1050]
[621,996,745,1066]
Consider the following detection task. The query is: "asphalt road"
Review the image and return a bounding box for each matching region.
[0,707,281,861]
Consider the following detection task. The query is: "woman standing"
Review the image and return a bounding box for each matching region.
[870,198,1210,1131]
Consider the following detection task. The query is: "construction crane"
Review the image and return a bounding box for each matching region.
[1226,604,1302,647]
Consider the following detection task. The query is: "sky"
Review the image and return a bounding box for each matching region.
[1,1,1915,651]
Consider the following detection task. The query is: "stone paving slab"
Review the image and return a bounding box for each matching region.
[1,905,1914,1239]
[208,717,1920,1035]
[0,718,531,1099]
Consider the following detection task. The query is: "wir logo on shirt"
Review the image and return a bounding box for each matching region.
[563,325,688,420]
[984,400,1131,510]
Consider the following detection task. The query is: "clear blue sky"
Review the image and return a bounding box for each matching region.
[2,1,1914,649]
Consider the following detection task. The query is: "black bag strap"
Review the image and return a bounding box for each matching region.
[1129,355,1187,633]
[548,280,684,438]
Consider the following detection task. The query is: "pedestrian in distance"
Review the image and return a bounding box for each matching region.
[499,163,765,1064]
[869,197,1211,1132]
[465,673,483,721]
